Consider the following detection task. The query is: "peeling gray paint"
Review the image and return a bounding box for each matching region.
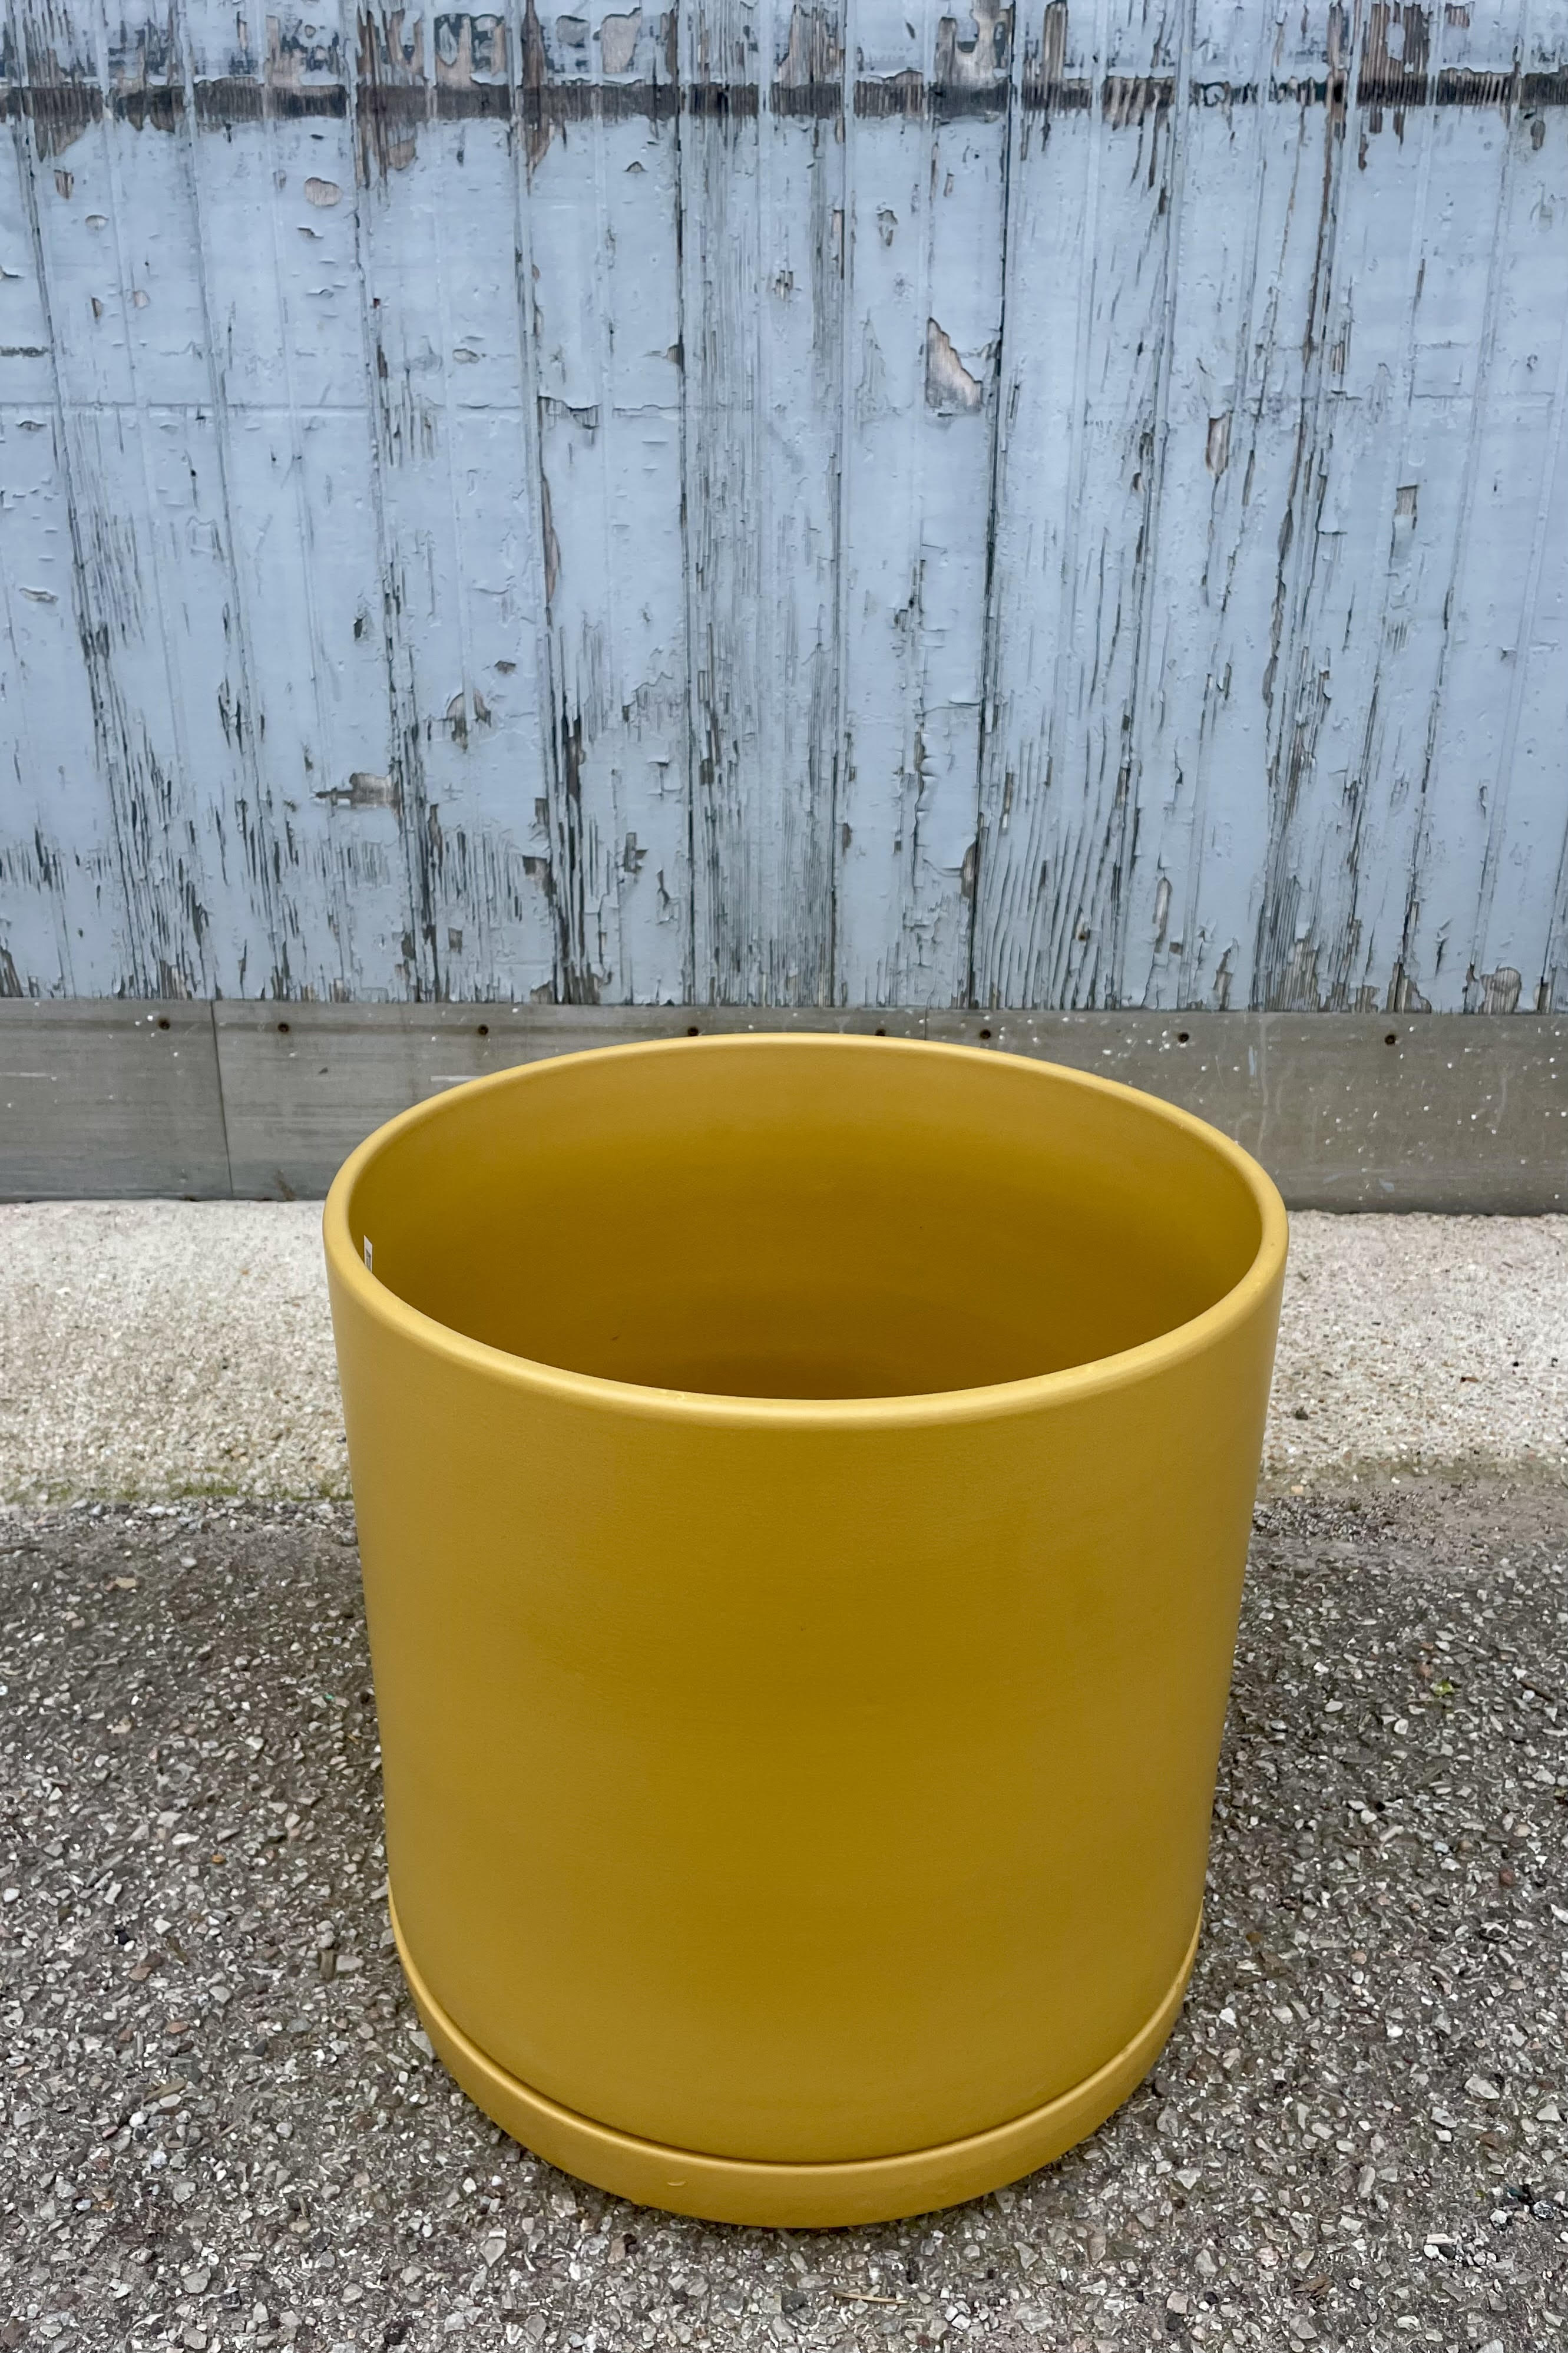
[1,0,1567,1010]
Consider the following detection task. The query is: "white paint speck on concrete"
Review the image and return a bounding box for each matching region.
[0,1205,1563,1505]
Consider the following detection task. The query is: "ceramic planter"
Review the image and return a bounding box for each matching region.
[324,1036,1285,2225]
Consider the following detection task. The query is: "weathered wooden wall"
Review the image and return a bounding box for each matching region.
[2,0,1566,1011]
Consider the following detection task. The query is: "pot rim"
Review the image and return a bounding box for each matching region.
[322,1033,1288,1429]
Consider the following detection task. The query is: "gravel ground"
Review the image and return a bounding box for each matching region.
[2,1479,1566,2353]
[0,1206,1564,1505]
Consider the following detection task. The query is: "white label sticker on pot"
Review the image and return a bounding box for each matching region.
[363,1235,373,1271]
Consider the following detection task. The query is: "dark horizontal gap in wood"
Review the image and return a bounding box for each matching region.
[2,66,1563,137]
[192,77,346,119]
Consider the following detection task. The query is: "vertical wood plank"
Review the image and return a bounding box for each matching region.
[832,0,1012,1009]
[1110,4,1341,1013]
[1242,1,1519,1012]
[1527,3,1568,1016]
[682,0,845,1005]
[1360,6,1559,1016]
[524,0,690,1003]
[1422,75,1568,1008]
[0,413,126,994]
[177,0,412,1001]
[351,0,557,1001]
[5,0,284,995]
[0,88,124,994]
[973,0,1189,1010]
[1387,16,1568,1009]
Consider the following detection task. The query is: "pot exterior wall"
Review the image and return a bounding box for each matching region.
[327,1240,1282,2188]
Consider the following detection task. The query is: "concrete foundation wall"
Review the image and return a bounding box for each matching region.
[2,1000,1564,1205]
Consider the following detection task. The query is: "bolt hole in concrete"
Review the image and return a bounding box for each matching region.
[344,1039,1272,1401]
[1386,1032,1398,1045]
[277,1020,291,1034]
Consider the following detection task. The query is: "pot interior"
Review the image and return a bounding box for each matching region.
[346,1039,1268,1400]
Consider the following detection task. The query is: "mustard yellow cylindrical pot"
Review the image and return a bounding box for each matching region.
[323,1036,1285,2226]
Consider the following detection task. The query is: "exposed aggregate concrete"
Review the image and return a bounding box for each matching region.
[1,1207,1564,1505]
[2,1480,1566,2352]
